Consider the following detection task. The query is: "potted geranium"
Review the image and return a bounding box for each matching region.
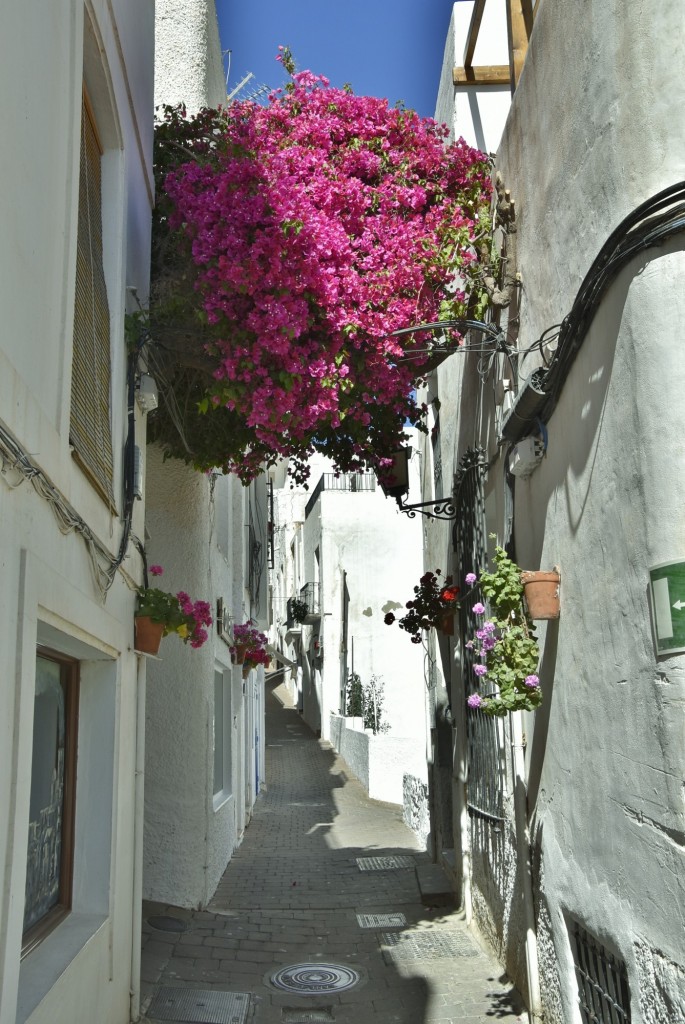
[384,570,460,643]
[135,565,212,656]
[230,622,269,677]
[464,546,542,716]
[289,597,309,624]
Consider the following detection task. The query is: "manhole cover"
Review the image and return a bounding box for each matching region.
[147,915,190,933]
[380,929,481,962]
[270,964,360,995]
[356,913,407,929]
[147,987,250,1023]
[356,856,415,871]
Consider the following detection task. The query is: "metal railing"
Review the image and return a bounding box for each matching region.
[454,447,506,826]
[304,473,375,519]
[299,582,321,618]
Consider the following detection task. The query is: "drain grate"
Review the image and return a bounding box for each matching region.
[281,1009,334,1023]
[271,964,360,995]
[356,913,407,929]
[380,929,481,962]
[147,987,250,1023]
[147,916,190,933]
[356,855,415,871]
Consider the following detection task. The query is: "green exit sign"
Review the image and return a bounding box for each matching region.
[649,559,685,656]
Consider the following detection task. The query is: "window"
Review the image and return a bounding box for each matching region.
[213,669,232,805]
[431,413,443,496]
[454,447,505,827]
[70,89,115,507]
[23,650,79,956]
[571,921,631,1023]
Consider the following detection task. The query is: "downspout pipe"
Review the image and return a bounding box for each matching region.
[511,710,542,1023]
[130,655,147,1022]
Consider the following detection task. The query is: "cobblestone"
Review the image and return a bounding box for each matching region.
[140,679,526,1023]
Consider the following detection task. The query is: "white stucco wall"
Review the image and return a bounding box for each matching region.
[155,0,226,112]
[433,1,685,1019]
[329,715,428,805]
[145,0,267,909]
[301,448,427,744]
[0,2,154,1023]
[269,453,431,802]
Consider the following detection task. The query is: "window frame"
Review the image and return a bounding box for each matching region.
[22,647,80,959]
[69,85,116,510]
[213,667,233,809]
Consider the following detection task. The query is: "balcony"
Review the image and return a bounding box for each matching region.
[285,583,321,628]
[299,582,321,623]
[304,472,376,519]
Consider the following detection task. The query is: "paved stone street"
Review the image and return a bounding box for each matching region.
[140,678,526,1024]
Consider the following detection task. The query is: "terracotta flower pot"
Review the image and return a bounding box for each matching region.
[242,662,252,679]
[437,611,455,636]
[232,643,247,666]
[521,569,561,620]
[134,616,165,656]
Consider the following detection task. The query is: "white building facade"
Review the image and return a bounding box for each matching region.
[426,3,685,1022]
[142,0,268,911]
[269,452,430,813]
[0,2,155,1023]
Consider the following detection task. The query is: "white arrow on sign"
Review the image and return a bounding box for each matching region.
[673,600,685,611]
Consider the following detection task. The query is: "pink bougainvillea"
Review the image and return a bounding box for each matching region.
[153,60,492,482]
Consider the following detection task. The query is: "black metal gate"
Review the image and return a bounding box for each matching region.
[453,448,505,826]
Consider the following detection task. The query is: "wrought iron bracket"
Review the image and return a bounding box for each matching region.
[396,496,457,520]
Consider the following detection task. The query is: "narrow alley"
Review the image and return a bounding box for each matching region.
[140,678,526,1024]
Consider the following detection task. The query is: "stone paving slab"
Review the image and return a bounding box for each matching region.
[140,679,526,1024]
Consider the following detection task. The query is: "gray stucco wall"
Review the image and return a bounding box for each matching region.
[434,1,685,1019]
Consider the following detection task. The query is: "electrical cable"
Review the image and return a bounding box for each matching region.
[512,182,685,431]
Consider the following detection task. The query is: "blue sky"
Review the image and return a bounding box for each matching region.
[216,0,454,119]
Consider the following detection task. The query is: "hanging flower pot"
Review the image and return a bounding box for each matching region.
[521,569,561,620]
[438,611,455,636]
[232,643,247,666]
[230,622,269,671]
[134,616,165,656]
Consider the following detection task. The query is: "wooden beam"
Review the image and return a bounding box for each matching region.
[453,65,511,87]
[506,0,531,91]
[463,0,487,68]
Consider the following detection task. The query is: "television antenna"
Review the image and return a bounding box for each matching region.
[227,70,270,104]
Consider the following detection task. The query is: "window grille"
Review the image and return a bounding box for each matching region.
[267,480,274,568]
[70,90,115,508]
[571,922,631,1024]
[454,447,505,825]
[247,521,263,608]
[431,415,443,496]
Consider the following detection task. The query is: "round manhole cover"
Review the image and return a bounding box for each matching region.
[270,963,360,995]
[147,915,190,933]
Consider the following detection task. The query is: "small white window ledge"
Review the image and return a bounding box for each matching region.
[17,913,107,1023]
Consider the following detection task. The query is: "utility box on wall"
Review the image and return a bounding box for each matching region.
[649,559,685,656]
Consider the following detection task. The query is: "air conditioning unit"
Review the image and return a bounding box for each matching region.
[135,373,158,414]
[510,436,545,478]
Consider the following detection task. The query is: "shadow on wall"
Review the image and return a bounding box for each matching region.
[526,617,559,811]
[514,250,655,557]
